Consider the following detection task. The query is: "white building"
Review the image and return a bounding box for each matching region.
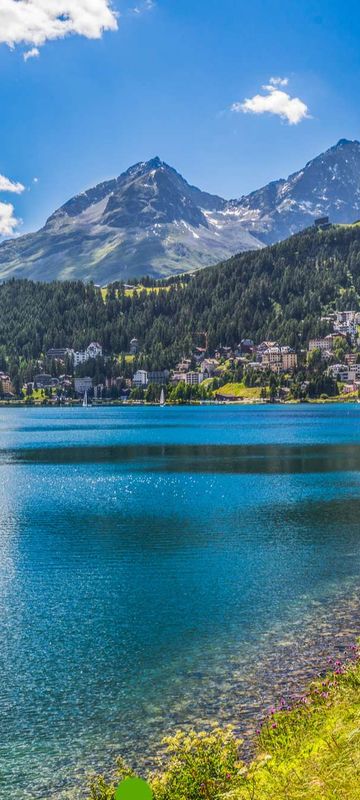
[328,364,349,381]
[73,342,103,367]
[75,376,93,395]
[327,362,360,383]
[348,363,360,381]
[185,372,204,385]
[87,342,102,359]
[132,370,148,387]
[73,351,87,367]
[335,310,360,325]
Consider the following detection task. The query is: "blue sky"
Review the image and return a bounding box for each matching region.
[0,0,360,235]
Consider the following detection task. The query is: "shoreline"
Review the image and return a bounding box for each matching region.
[16,586,360,800]
[0,397,359,409]
[49,584,360,799]
[88,641,360,800]
[85,618,360,800]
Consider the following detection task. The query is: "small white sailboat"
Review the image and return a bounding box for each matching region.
[160,387,166,407]
[82,390,88,408]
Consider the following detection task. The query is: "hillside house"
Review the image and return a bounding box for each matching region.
[202,359,219,376]
[74,377,93,395]
[132,370,148,387]
[171,372,187,385]
[147,370,170,385]
[185,372,204,385]
[328,364,349,382]
[0,373,13,395]
[34,374,59,389]
[308,337,331,353]
[260,346,297,373]
[73,342,103,367]
[308,333,346,354]
[176,359,191,373]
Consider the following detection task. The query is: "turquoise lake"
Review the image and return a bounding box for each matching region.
[1,404,360,799]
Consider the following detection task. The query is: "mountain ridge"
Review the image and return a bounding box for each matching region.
[1,138,360,283]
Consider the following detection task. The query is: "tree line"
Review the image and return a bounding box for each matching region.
[1,224,360,387]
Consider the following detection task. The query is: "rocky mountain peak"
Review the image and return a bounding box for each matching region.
[233,138,360,243]
[335,138,360,148]
[3,139,360,284]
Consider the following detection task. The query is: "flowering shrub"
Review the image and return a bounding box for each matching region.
[89,757,135,800]
[88,728,246,800]
[150,727,246,800]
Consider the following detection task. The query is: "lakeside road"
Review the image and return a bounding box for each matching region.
[1,405,360,799]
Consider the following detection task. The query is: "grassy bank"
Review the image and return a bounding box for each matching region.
[88,646,360,800]
[213,382,263,400]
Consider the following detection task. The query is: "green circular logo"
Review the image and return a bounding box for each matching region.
[115,777,153,800]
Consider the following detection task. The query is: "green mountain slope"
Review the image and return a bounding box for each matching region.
[1,223,360,367]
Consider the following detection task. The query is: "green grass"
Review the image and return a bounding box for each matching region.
[214,382,262,399]
[101,285,173,300]
[88,648,360,800]
[236,651,360,800]
[124,285,172,298]
[25,388,55,401]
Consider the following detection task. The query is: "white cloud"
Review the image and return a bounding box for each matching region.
[269,76,289,87]
[130,1,154,15]
[24,46,40,61]
[0,201,21,236]
[0,1,118,54]
[0,174,25,194]
[0,173,25,236]
[232,78,309,125]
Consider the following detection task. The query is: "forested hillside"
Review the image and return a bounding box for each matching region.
[1,224,360,373]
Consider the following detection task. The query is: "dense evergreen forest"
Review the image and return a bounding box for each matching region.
[1,224,360,379]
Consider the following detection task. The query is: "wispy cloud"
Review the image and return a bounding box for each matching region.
[129,0,155,15]
[269,76,289,87]
[24,47,40,62]
[0,202,21,236]
[0,1,118,56]
[0,172,25,236]
[0,174,25,194]
[231,77,309,125]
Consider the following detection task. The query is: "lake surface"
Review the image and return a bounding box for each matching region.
[1,405,360,799]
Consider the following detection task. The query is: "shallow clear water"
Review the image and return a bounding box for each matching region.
[1,405,360,799]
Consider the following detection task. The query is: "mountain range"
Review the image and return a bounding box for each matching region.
[1,138,360,284]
